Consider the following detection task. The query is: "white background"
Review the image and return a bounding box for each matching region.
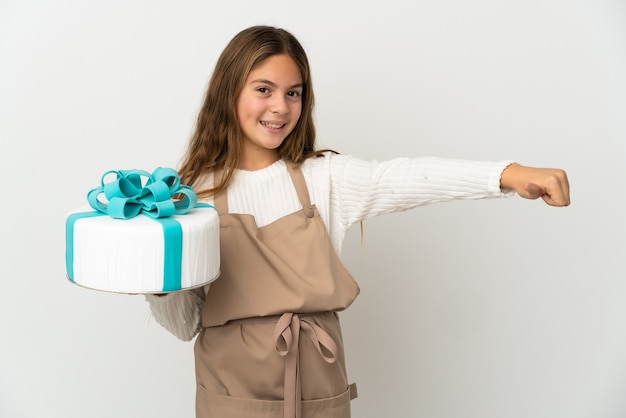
[1,0,625,417]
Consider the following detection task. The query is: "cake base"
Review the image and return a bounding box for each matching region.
[66,204,220,294]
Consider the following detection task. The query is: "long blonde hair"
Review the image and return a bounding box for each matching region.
[178,26,324,197]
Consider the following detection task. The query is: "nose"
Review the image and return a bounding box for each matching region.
[269,95,289,115]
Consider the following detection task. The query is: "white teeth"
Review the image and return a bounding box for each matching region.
[261,121,284,129]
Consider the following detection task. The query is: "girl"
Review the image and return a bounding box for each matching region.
[146,25,570,418]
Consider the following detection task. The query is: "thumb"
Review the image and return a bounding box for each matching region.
[522,182,545,200]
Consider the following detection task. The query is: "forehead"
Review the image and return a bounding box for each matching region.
[246,54,302,85]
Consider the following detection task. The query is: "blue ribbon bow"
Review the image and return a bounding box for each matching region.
[87,167,198,219]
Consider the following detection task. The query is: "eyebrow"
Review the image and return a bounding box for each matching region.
[250,79,303,89]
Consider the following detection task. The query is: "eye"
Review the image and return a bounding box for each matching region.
[287,90,301,98]
[256,87,270,94]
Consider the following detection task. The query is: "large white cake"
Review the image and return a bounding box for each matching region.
[65,168,220,294]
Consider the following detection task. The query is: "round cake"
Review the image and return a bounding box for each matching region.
[66,204,220,294]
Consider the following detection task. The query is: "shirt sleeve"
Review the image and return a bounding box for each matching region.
[144,285,208,341]
[325,154,515,247]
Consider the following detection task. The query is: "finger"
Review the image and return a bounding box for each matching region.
[558,171,571,206]
[527,181,570,207]
[550,181,570,207]
[546,172,571,207]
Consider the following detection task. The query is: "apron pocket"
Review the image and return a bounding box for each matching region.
[301,385,354,417]
[196,383,355,418]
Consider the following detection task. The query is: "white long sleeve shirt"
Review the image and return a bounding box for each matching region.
[146,153,514,341]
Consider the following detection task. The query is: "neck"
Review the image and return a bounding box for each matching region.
[239,148,280,171]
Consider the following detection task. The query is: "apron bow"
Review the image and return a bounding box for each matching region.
[273,312,338,418]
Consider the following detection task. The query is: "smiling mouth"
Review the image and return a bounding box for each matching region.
[260,121,287,129]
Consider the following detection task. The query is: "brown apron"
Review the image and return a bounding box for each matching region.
[194,161,360,418]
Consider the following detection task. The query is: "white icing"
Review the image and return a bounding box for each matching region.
[67,205,220,294]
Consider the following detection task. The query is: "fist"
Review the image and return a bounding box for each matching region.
[501,163,570,207]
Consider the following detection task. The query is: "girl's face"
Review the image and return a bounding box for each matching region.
[236,54,303,169]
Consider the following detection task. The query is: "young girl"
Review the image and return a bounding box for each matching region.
[146,25,570,418]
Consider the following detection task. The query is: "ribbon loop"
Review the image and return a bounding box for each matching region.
[152,167,181,192]
[87,167,199,220]
[300,320,338,364]
[107,197,143,219]
[173,185,198,215]
[139,181,172,205]
[143,200,176,218]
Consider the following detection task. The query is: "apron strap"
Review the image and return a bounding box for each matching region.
[213,169,228,214]
[285,161,313,212]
